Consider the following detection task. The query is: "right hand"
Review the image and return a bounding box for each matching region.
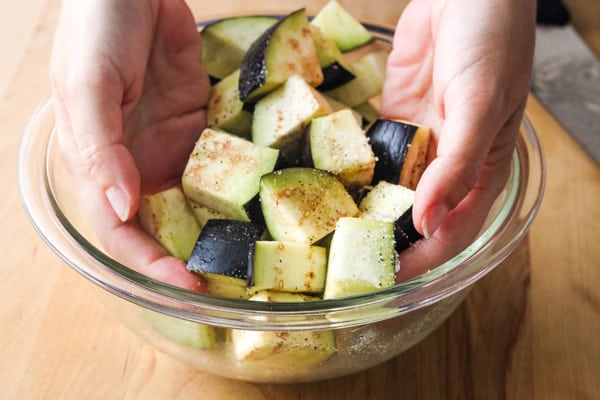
[381,0,536,281]
[50,0,211,292]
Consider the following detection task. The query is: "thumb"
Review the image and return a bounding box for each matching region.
[53,84,140,222]
[413,96,520,238]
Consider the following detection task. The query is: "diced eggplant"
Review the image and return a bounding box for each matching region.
[238,9,323,103]
[324,50,388,107]
[252,75,332,167]
[300,95,362,169]
[252,74,332,149]
[259,168,359,244]
[366,118,431,190]
[137,186,201,261]
[206,69,252,138]
[248,241,327,294]
[230,290,336,367]
[187,199,229,229]
[321,94,363,124]
[393,206,423,252]
[310,0,373,52]
[323,217,396,299]
[305,109,375,190]
[144,309,217,350]
[358,181,414,222]
[187,197,268,251]
[309,25,355,90]
[359,181,423,252]
[186,219,265,297]
[206,275,251,300]
[201,15,278,80]
[354,96,381,126]
[182,128,279,221]
[243,193,266,228]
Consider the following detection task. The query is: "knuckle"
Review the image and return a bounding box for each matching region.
[79,142,107,177]
[54,59,119,103]
[444,154,480,203]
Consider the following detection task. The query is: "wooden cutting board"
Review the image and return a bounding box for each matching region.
[1,1,599,399]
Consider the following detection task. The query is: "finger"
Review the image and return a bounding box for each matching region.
[396,148,513,282]
[54,92,205,293]
[413,99,523,238]
[107,224,208,293]
[410,0,535,239]
[75,172,207,292]
[52,74,141,222]
[50,0,154,222]
[380,0,437,123]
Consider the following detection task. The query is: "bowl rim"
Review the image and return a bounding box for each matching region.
[17,24,546,330]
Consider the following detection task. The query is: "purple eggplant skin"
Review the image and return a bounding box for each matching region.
[186,219,265,280]
[242,101,256,113]
[238,19,279,102]
[367,119,418,185]
[393,206,423,252]
[316,61,355,91]
[299,123,315,168]
[244,194,266,227]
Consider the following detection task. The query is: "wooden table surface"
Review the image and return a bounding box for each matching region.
[1,1,599,399]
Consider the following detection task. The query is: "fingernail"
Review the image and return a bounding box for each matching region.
[105,186,130,222]
[421,203,448,239]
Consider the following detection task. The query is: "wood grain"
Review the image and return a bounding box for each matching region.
[1,1,599,399]
[0,0,50,98]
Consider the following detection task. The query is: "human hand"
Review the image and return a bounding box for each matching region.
[381,0,536,281]
[51,0,210,291]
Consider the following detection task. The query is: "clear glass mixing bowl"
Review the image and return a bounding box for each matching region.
[17,21,545,383]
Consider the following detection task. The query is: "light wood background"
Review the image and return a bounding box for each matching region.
[1,1,599,399]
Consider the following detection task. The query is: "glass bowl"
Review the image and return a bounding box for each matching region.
[17,20,545,383]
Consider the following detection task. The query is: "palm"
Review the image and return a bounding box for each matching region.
[381,0,535,280]
[381,2,439,134]
[121,2,210,196]
[382,1,527,151]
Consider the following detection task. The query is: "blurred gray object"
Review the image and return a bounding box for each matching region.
[531,0,600,164]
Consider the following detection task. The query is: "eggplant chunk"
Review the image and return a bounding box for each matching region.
[144,309,216,350]
[181,128,279,222]
[306,109,375,190]
[366,118,431,190]
[201,15,278,80]
[248,241,327,294]
[187,199,229,230]
[259,168,359,244]
[393,206,423,252]
[310,0,373,52]
[323,217,396,299]
[186,219,265,281]
[137,186,201,261]
[230,290,337,367]
[323,50,388,107]
[238,8,323,103]
[252,75,332,150]
[359,181,423,252]
[309,25,355,90]
[359,181,414,222]
[206,69,252,138]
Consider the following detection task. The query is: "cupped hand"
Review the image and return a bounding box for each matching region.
[51,0,210,291]
[381,0,536,281]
